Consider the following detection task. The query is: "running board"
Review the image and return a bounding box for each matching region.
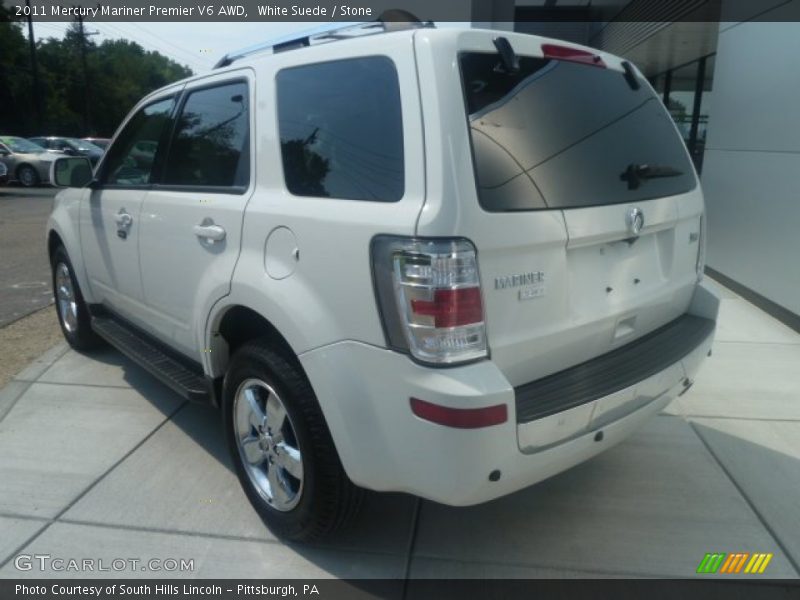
[91,316,211,403]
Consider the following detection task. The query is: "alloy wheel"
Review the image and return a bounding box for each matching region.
[233,378,304,511]
[55,262,78,333]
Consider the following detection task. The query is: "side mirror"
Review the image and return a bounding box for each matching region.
[51,157,93,188]
[0,149,9,157]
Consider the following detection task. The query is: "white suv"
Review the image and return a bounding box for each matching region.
[47,21,719,541]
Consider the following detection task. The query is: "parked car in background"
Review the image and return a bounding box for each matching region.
[29,136,104,166]
[0,136,56,187]
[0,161,8,185]
[82,137,111,150]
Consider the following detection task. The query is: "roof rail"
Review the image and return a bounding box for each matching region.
[213,10,434,69]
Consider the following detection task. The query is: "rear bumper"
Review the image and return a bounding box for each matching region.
[300,283,719,506]
[516,313,714,452]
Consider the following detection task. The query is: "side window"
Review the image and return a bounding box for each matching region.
[161,81,250,189]
[276,56,404,202]
[102,97,175,187]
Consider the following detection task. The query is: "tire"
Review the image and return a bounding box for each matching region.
[51,245,102,351]
[223,340,363,542]
[17,164,40,187]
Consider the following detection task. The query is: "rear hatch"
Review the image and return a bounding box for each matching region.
[455,36,704,387]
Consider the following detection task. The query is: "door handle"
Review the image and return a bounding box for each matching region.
[115,212,132,228]
[115,209,133,239]
[193,220,226,242]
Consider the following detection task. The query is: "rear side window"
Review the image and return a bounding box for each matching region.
[276,56,404,202]
[162,81,250,189]
[460,52,696,211]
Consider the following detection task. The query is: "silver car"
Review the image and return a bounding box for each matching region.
[0,136,57,187]
[0,161,8,185]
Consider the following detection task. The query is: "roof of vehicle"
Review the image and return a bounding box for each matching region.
[137,23,632,108]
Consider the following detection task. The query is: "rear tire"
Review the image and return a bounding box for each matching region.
[17,164,39,187]
[223,340,363,541]
[51,245,102,351]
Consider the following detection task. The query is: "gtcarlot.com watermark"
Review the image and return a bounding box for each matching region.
[14,554,194,573]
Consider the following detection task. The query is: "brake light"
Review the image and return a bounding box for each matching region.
[410,288,483,328]
[541,43,606,68]
[372,237,488,365]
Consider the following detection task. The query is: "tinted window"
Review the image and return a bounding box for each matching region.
[103,97,175,186]
[0,137,46,153]
[162,81,250,188]
[460,53,696,211]
[277,57,404,202]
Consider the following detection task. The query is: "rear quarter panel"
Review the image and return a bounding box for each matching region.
[206,32,426,376]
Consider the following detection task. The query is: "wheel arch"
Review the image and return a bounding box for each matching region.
[47,229,65,264]
[207,304,306,382]
[16,162,37,180]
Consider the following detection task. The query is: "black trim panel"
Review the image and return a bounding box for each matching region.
[515,314,715,424]
[89,308,211,404]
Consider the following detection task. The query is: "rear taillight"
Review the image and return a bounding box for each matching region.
[372,237,488,365]
[541,43,606,68]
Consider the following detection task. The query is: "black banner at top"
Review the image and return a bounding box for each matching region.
[3,0,800,22]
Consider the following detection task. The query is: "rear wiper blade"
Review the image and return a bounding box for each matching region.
[620,163,683,190]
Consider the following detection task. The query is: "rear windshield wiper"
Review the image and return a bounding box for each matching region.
[620,163,683,190]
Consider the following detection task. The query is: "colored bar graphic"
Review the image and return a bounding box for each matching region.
[697,553,726,574]
[699,552,773,574]
[758,554,773,573]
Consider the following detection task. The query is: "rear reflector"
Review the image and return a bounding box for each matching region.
[410,397,508,429]
[542,43,606,68]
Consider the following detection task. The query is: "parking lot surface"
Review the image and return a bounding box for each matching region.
[0,278,798,580]
[0,186,58,326]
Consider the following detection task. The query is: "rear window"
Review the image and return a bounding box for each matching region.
[460,52,696,211]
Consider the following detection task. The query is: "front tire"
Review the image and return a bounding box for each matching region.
[51,245,102,351]
[223,340,362,541]
[17,164,39,187]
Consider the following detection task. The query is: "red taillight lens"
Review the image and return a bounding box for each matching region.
[410,288,483,328]
[542,43,606,68]
[410,397,507,429]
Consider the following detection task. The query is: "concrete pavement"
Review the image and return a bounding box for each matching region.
[0,278,799,580]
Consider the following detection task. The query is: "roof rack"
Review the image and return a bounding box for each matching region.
[213,10,434,69]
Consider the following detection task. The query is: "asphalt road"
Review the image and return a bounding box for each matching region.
[0,186,59,327]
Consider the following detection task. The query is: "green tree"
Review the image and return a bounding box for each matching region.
[0,12,192,137]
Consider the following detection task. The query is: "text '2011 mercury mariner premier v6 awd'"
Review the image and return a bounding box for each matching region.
[47,18,719,541]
